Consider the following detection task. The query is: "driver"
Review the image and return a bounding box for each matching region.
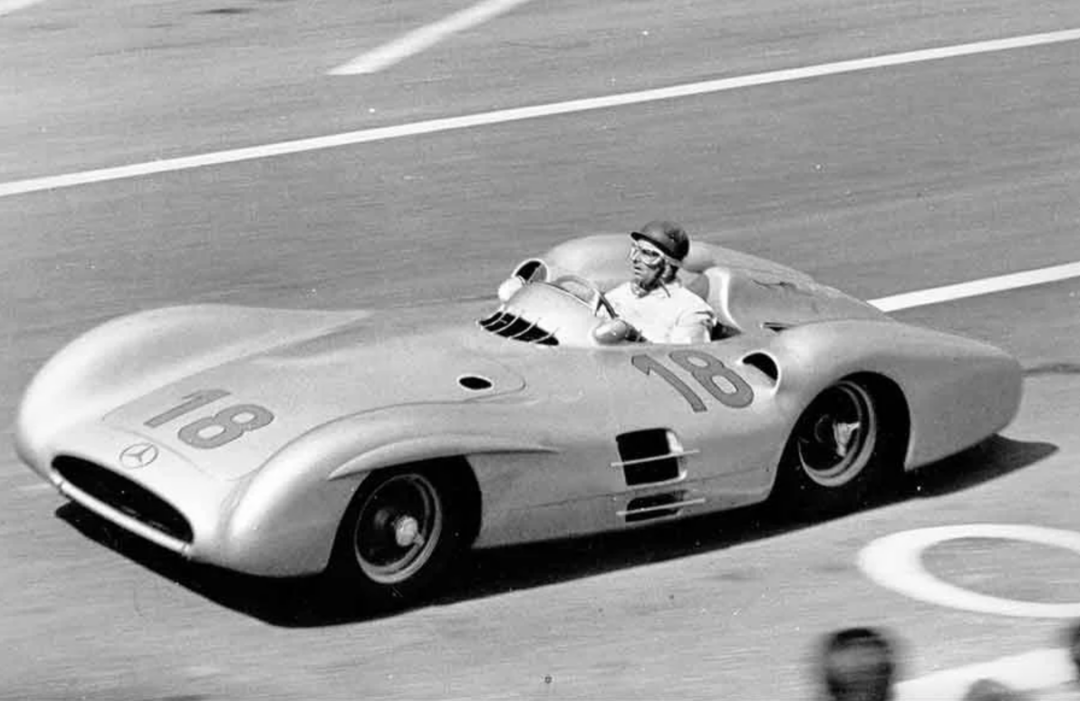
[606,220,715,344]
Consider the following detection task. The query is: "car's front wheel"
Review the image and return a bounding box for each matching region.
[331,465,471,607]
[773,376,903,518]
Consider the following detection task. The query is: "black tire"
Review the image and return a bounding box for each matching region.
[772,376,902,518]
[330,465,472,608]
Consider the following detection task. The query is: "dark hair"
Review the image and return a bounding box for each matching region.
[820,627,897,701]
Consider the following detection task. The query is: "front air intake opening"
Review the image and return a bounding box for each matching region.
[53,456,193,543]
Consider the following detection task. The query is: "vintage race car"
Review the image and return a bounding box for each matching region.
[15,234,1022,604]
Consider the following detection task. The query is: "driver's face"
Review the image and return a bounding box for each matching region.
[629,240,665,290]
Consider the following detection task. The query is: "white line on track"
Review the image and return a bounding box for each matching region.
[15,483,54,493]
[0,0,47,16]
[330,0,537,75]
[4,27,1080,198]
[869,261,1080,312]
[896,648,1075,700]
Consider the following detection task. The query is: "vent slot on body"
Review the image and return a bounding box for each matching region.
[623,492,687,523]
[478,311,558,345]
[742,352,779,384]
[53,456,193,544]
[615,429,682,486]
[458,375,493,391]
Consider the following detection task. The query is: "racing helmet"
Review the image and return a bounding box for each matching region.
[630,220,690,262]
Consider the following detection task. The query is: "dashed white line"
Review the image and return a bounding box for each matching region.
[4,27,1080,197]
[869,261,1080,312]
[330,0,537,75]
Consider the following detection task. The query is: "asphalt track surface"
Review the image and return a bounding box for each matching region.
[2,1,1080,699]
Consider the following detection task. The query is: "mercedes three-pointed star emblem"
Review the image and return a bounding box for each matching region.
[119,442,159,469]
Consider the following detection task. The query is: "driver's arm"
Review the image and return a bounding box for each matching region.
[668,309,716,344]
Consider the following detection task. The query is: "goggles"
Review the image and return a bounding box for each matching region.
[628,242,670,266]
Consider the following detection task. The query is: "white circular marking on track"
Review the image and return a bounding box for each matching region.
[859,524,1080,618]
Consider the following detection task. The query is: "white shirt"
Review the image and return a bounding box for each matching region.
[607,279,715,344]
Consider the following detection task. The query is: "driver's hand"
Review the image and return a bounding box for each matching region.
[593,318,644,344]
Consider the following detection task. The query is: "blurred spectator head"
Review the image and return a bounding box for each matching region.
[960,678,1028,701]
[1065,619,1080,679]
[819,627,898,701]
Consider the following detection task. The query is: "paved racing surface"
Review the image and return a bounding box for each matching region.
[3,1,1080,698]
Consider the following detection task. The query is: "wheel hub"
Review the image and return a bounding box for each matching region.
[796,382,876,487]
[352,473,445,585]
[393,515,422,548]
[832,420,861,457]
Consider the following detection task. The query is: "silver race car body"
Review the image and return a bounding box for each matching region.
[15,235,1021,600]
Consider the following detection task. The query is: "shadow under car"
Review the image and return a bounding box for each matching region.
[56,433,1056,627]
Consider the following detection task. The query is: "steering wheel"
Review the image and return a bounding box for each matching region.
[550,274,617,318]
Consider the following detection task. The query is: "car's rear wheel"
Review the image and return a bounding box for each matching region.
[773,376,902,518]
[331,465,472,607]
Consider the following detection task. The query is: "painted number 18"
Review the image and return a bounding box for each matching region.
[631,350,754,413]
[144,389,275,450]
